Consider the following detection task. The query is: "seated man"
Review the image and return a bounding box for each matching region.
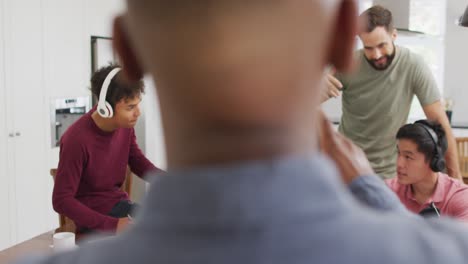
[52,64,162,235]
[386,120,468,221]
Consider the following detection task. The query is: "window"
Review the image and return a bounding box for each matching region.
[409,0,446,36]
[397,0,447,121]
[359,0,374,13]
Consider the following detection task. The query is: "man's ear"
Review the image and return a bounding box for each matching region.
[391,28,398,41]
[113,16,144,81]
[327,0,358,73]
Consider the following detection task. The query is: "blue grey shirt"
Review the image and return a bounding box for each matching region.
[14,154,468,264]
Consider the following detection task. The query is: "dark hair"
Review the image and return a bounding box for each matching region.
[360,5,394,33]
[396,120,447,164]
[90,63,145,108]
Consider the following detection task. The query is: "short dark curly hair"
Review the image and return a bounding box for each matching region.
[360,5,394,33]
[90,63,145,108]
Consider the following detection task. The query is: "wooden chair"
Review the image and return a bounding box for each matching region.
[456,137,468,184]
[49,166,133,234]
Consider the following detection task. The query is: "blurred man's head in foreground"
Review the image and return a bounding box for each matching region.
[113,0,358,168]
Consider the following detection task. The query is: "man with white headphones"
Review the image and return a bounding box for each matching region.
[52,64,162,235]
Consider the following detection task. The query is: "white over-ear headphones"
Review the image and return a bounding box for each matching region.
[97,67,121,118]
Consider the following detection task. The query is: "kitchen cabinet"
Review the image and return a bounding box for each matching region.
[0,0,50,249]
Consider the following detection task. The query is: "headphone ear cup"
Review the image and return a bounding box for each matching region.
[436,158,446,172]
[97,101,113,118]
[97,104,109,118]
[104,101,114,118]
[430,154,445,172]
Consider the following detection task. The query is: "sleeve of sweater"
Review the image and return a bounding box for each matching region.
[52,138,118,231]
[127,128,162,179]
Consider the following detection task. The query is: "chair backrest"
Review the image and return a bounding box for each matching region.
[456,137,468,184]
[49,166,133,234]
[49,169,76,233]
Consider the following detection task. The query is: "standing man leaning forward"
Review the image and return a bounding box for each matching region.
[324,5,461,180]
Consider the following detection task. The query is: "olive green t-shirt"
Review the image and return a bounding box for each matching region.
[337,46,440,179]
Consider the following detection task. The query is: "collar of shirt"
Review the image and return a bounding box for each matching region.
[404,172,444,206]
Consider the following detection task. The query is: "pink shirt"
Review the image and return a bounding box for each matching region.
[385,173,468,222]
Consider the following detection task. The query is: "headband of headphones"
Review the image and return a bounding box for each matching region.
[414,121,439,147]
[97,67,121,118]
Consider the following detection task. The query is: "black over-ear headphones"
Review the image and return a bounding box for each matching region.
[414,120,446,172]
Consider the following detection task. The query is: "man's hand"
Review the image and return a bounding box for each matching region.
[321,71,343,103]
[318,112,373,184]
[116,217,132,233]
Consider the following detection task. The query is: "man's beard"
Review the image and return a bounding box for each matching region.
[365,44,396,71]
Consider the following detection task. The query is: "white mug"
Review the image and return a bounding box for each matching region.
[53,232,76,251]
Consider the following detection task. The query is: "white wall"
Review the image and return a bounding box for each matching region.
[444,0,468,125]
[321,96,342,122]
[131,77,166,202]
[143,77,167,170]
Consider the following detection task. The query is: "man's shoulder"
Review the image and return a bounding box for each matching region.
[440,173,468,194]
[397,46,425,66]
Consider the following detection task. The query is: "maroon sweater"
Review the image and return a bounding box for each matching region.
[52,108,158,232]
